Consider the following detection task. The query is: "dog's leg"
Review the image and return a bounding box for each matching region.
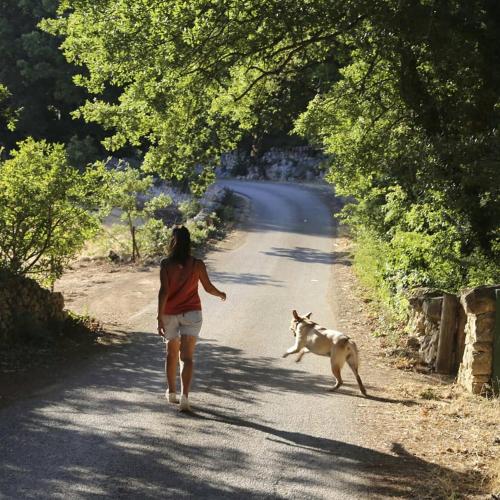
[282,343,301,358]
[328,358,343,392]
[346,344,367,396]
[295,347,309,363]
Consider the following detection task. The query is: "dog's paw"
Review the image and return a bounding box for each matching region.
[327,385,341,392]
[282,353,288,358]
[295,357,302,363]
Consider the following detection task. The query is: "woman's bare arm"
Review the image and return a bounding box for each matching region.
[198,260,226,301]
[157,265,169,335]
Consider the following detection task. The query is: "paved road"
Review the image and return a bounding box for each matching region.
[0,181,390,499]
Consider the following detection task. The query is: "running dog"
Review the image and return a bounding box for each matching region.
[283,310,367,395]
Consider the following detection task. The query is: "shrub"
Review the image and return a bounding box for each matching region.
[137,219,172,258]
[178,199,201,221]
[0,138,105,286]
[105,163,172,260]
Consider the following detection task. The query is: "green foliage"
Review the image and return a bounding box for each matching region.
[43,0,342,188]
[293,3,500,294]
[0,84,17,132]
[46,1,500,297]
[137,219,171,258]
[105,163,172,260]
[185,216,218,248]
[0,138,105,285]
[66,135,100,169]
[0,0,101,149]
[178,199,201,221]
[352,229,408,320]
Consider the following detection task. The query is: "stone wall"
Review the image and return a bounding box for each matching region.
[0,270,66,343]
[407,289,445,366]
[406,284,499,395]
[218,147,327,181]
[457,286,498,394]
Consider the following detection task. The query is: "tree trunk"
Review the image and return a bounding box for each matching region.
[128,214,140,262]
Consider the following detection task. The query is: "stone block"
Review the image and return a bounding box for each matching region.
[460,344,473,368]
[470,344,493,376]
[466,312,495,343]
[423,297,443,322]
[408,288,445,312]
[419,326,439,365]
[458,366,490,394]
[461,285,499,314]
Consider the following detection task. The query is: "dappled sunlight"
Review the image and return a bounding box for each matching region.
[1,331,468,498]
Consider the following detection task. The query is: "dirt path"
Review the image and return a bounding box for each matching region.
[57,260,158,329]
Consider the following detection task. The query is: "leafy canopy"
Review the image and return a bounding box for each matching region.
[45,0,500,291]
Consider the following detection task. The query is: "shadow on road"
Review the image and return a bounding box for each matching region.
[185,406,453,498]
[0,332,471,499]
[262,247,352,266]
[207,271,284,287]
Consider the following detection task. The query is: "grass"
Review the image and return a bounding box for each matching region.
[333,230,499,498]
[384,380,500,498]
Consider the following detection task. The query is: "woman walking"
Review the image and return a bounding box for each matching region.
[157,226,226,411]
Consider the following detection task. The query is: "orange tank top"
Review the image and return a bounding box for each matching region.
[163,257,202,315]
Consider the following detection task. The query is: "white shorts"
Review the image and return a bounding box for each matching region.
[160,310,203,340]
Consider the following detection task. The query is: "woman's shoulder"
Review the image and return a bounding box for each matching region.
[191,257,205,272]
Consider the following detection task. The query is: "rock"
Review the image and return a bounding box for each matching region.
[466,312,496,343]
[423,297,443,322]
[0,270,67,342]
[408,288,444,312]
[419,320,440,365]
[469,344,493,375]
[406,336,421,350]
[108,250,121,263]
[461,285,500,314]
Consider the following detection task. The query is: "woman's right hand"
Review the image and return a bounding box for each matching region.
[219,291,227,301]
[157,317,165,336]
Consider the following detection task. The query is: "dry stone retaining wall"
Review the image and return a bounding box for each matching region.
[407,284,499,395]
[457,286,498,394]
[0,271,66,343]
[407,289,445,367]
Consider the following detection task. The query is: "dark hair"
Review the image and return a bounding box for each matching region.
[167,226,191,265]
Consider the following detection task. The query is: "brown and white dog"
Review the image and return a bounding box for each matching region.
[283,310,367,396]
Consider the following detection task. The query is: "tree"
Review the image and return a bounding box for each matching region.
[0,138,106,286]
[46,1,500,292]
[0,84,16,133]
[0,0,103,156]
[106,163,172,261]
[43,0,357,188]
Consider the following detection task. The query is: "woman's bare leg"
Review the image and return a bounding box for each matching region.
[166,338,180,394]
[180,335,197,397]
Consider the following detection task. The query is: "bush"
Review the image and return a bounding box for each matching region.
[137,219,172,258]
[0,138,106,286]
[105,164,172,261]
[178,199,201,221]
[352,229,409,322]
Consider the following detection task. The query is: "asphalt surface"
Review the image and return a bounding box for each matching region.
[0,181,389,499]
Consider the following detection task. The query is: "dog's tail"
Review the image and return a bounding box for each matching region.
[346,341,367,396]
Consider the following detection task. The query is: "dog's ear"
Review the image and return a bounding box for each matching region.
[292,310,300,321]
[305,312,312,319]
